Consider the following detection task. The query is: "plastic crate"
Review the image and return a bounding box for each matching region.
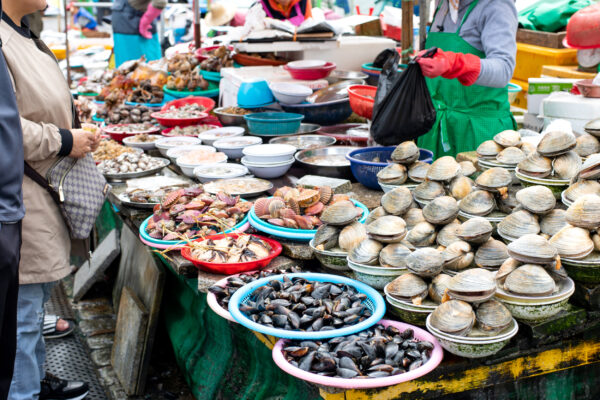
[514,43,578,82]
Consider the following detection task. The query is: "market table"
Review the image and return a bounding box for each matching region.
[104,166,600,400]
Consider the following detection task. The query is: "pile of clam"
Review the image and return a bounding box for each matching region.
[411,156,477,205]
[563,154,600,206]
[516,130,581,182]
[377,141,476,192]
[477,130,534,169]
[496,185,564,242]
[493,234,574,323]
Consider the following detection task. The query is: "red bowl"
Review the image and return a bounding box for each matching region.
[150,111,209,127]
[181,233,282,275]
[348,85,377,120]
[161,124,220,137]
[564,3,600,49]
[162,96,216,114]
[284,62,336,80]
[102,124,161,143]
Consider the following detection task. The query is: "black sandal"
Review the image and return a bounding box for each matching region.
[43,314,74,339]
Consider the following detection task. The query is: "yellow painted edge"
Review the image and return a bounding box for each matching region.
[334,340,600,400]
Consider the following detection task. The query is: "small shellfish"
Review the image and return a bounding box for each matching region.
[552,151,581,180]
[426,156,461,182]
[476,300,512,333]
[475,167,512,196]
[381,187,413,215]
[320,200,360,226]
[408,162,430,183]
[459,190,495,216]
[504,264,556,296]
[366,215,407,243]
[338,221,368,252]
[549,225,594,260]
[406,248,443,277]
[515,185,556,215]
[477,140,503,159]
[405,221,437,247]
[449,175,474,200]
[413,180,446,202]
[402,208,426,231]
[456,217,493,244]
[565,194,600,229]
[458,161,476,177]
[517,153,552,178]
[379,243,411,268]
[507,234,557,264]
[391,141,420,164]
[447,268,496,303]
[497,210,540,241]
[377,163,407,185]
[430,300,475,336]
[387,273,428,305]
[537,130,576,157]
[494,130,521,148]
[475,238,508,269]
[348,239,383,265]
[423,196,459,225]
[496,146,526,166]
[429,274,452,304]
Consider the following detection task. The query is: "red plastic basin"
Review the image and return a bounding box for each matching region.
[180,233,282,275]
[162,96,216,114]
[348,85,377,120]
[564,3,600,49]
[284,62,336,80]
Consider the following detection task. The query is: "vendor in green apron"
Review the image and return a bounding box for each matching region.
[416,0,518,159]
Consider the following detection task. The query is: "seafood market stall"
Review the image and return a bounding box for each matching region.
[76,40,600,398]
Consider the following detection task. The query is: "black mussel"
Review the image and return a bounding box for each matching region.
[337,368,358,379]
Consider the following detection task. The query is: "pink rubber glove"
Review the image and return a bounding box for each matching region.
[417,49,481,86]
[139,4,162,39]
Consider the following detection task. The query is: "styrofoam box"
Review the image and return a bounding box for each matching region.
[527,78,580,115]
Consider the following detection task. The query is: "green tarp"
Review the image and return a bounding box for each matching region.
[518,0,598,32]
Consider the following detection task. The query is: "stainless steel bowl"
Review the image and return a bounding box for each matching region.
[326,70,369,85]
[294,146,359,179]
[297,123,321,134]
[213,107,250,127]
[269,134,335,150]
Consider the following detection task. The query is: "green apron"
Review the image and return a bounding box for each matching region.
[417,0,517,159]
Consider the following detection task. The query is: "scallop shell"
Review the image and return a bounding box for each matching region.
[540,209,568,237]
[552,151,581,180]
[318,186,333,205]
[565,194,600,229]
[449,175,474,200]
[381,186,413,215]
[296,189,320,208]
[497,210,540,240]
[517,153,552,178]
[494,130,521,148]
[575,134,600,157]
[477,140,503,158]
[427,156,461,181]
[459,190,496,216]
[549,225,594,260]
[475,238,509,269]
[254,197,272,218]
[537,130,577,157]
[504,264,556,296]
[391,141,420,164]
[338,221,368,252]
[405,247,444,277]
[496,146,526,166]
[423,196,459,225]
[507,234,557,264]
[380,243,411,268]
[430,300,475,336]
[408,161,430,183]
[456,217,493,244]
[515,185,556,215]
[413,180,446,201]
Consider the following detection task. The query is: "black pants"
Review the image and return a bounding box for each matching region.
[0,221,22,400]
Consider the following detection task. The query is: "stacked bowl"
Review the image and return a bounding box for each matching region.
[241,144,296,178]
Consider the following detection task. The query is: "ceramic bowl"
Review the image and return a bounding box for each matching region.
[426,315,518,358]
[213,136,263,159]
[347,258,407,290]
[270,82,312,104]
[198,127,245,146]
[165,145,216,164]
[121,134,162,150]
[308,239,349,272]
[242,144,297,163]
[155,136,202,156]
[240,157,294,179]
[515,168,569,199]
[562,252,600,283]
[385,295,434,327]
[176,152,228,177]
[192,163,249,183]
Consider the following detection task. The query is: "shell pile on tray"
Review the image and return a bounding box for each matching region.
[146,188,252,240]
[154,104,206,119]
[96,104,156,124]
[166,124,217,136]
[166,53,209,92]
[377,141,476,190]
[93,139,137,162]
[97,152,164,174]
[254,186,362,230]
[515,130,581,181]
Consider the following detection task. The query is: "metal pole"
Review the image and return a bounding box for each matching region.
[193,0,201,49]
[419,0,429,51]
[401,0,414,64]
[63,0,71,86]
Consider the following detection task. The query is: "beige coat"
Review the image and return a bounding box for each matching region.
[0,21,73,284]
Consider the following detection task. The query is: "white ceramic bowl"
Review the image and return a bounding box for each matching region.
[241,157,294,179]
[155,136,202,156]
[287,60,326,69]
[166,145,216,163]
[121,134,162,151]
[193,163,249,183]
[242,144,297,164]
[269,82,312,105]
[198,126,245,146]
[176,153,228,177]
[213,136,263,159]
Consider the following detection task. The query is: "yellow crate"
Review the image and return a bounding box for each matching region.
[514,43,578,81]
[541,65,596,80]
[510,78,528,109]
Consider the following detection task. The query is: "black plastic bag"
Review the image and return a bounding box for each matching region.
[372,48,398,69]
[371,49,437,146]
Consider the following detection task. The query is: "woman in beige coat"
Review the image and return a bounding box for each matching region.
[1,1,100,399]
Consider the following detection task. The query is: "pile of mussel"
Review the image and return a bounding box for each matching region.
[208,266,302,311]
[282,324,433,378]
[239,276,372,332]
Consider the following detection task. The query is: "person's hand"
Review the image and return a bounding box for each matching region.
[139,5,162,39]
[416,49,451,78]
[416,49,481,86]
[82,123,101,152]
[70,129,97,158]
